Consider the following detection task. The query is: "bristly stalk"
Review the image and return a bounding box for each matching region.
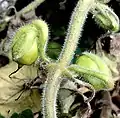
[3,0,46,24]
[58,0,95,66]
[42,0,95,118]
[17,0,45,16]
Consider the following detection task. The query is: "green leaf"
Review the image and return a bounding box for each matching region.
[10,113,19,118]
[0,114,5,118]
[47,42,61,59]
[18,109,33,118]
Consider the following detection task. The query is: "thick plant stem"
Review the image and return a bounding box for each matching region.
[58,0,95,66]
[43,66,63,118]
[42,0,95,118]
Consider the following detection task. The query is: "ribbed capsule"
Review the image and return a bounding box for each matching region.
[12,25,38,65]
[75,52,114,90]
[11,19,49,65]
[92,3,119,32]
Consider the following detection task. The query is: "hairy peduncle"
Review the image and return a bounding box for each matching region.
[42,0,95,118]
[58,0,95,66]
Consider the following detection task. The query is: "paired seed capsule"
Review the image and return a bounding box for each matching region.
[75,52,114,90]
[92,2,119,32]
[11,19,49,65]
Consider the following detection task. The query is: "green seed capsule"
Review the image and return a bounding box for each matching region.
[12,25,38,65]
[11,19,49,65]
[75,52,114,90]
[92,3,119,32]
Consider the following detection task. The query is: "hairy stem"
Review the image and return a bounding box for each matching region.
[4,0,45,23]
[43,66,63,118]
[17,0,45,16]
[42,0,95,118]
[58,0,95,66]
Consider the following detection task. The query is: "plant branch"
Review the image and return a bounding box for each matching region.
[58,0,95,66]
[17,0,45,16]
[42,0,95,118]
[4,0,45,23]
